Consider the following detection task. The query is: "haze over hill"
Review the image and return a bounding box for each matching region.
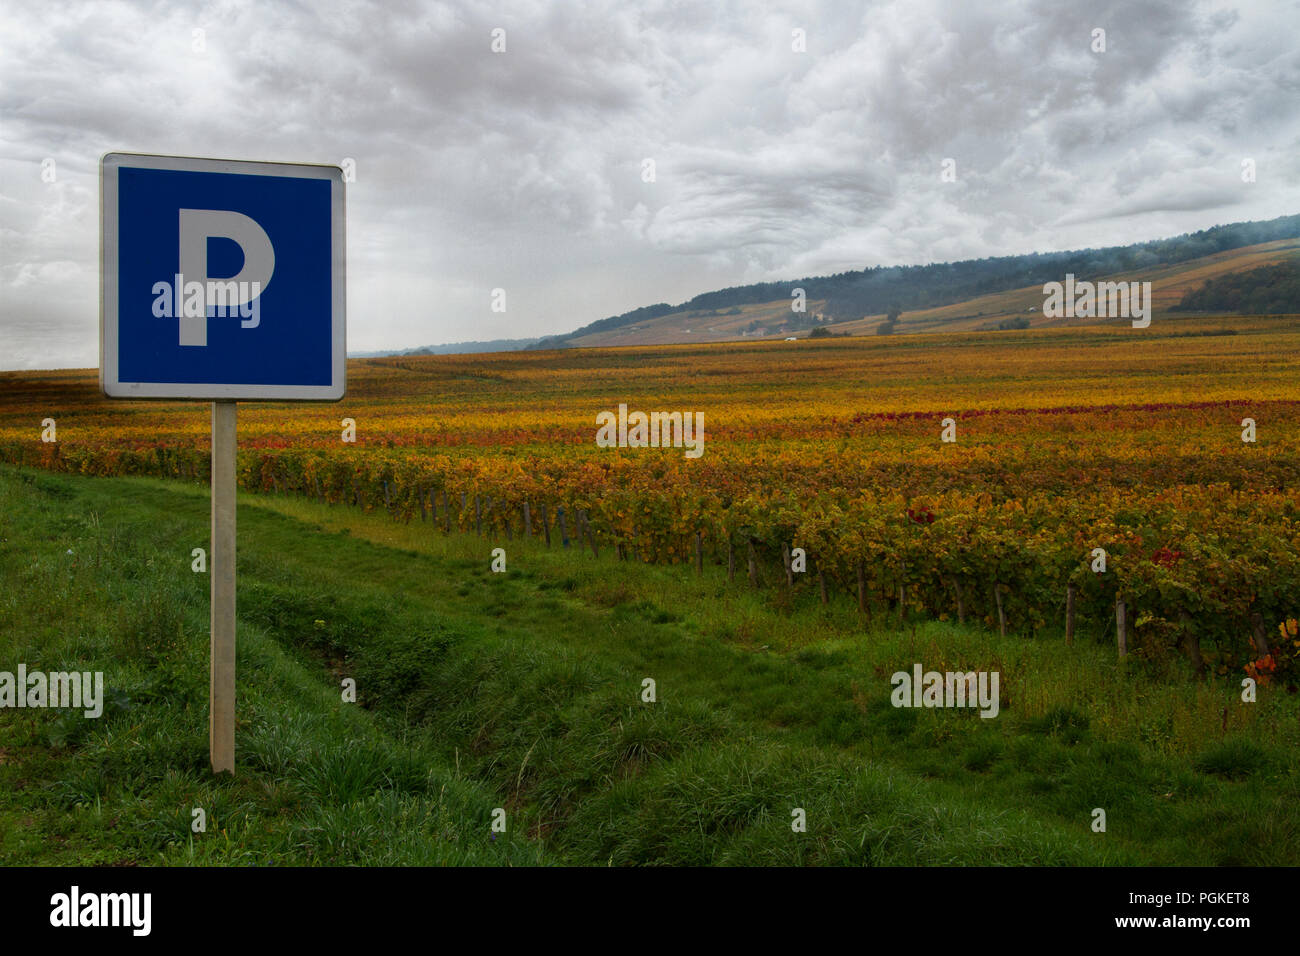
[350,337,540,358]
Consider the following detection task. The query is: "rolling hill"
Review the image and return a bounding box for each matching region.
[531,216,1300,350]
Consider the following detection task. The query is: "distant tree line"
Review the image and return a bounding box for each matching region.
[1172,261,1300,314]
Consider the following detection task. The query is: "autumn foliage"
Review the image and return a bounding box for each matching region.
[3,318,1299,679]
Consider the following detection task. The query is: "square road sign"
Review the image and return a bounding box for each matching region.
[100,152,346,399]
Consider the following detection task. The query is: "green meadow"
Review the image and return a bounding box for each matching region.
[1,464,1296,866]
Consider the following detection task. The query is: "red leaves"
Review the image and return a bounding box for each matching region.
[906,504,936,526]
[1151,547,1184,569]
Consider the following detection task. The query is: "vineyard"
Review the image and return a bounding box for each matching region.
[4,314,1300,683]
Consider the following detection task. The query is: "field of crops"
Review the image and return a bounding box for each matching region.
[4,314,1299,683]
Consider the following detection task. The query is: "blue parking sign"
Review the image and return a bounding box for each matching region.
[100,153,346,399]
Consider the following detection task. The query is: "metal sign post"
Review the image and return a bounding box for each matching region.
[210,400,237,773]
[100,152,345,774]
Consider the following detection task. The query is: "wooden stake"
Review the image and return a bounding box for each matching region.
[727,538,735,582]
[523,501,532,539]
[540,501,551,547]
[951,577,965,625]
[1249,611,1271,657]
[695,532,703,574]
[747,541,758,587]
[1115,595,1128,659]
[1065,584,1076,646]
[994,583,1006,637]
[1179,610,1203,674]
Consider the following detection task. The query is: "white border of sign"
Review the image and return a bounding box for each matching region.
[100,151,346,401]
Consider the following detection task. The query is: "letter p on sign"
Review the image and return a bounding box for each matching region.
[177,209,276,345]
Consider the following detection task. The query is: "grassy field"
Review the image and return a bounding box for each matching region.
[2,463,1296,865]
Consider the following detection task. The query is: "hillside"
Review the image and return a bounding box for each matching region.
[532,217,1300,349]
[552,237,1300,347]
[829,236,1300,338]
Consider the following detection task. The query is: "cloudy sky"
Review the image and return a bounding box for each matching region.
[2,0,1299,369]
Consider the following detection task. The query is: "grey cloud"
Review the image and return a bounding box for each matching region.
[2,0,1298,368]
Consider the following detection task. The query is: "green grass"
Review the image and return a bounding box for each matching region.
[0,467,538,865]
[2,464,1296,865]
